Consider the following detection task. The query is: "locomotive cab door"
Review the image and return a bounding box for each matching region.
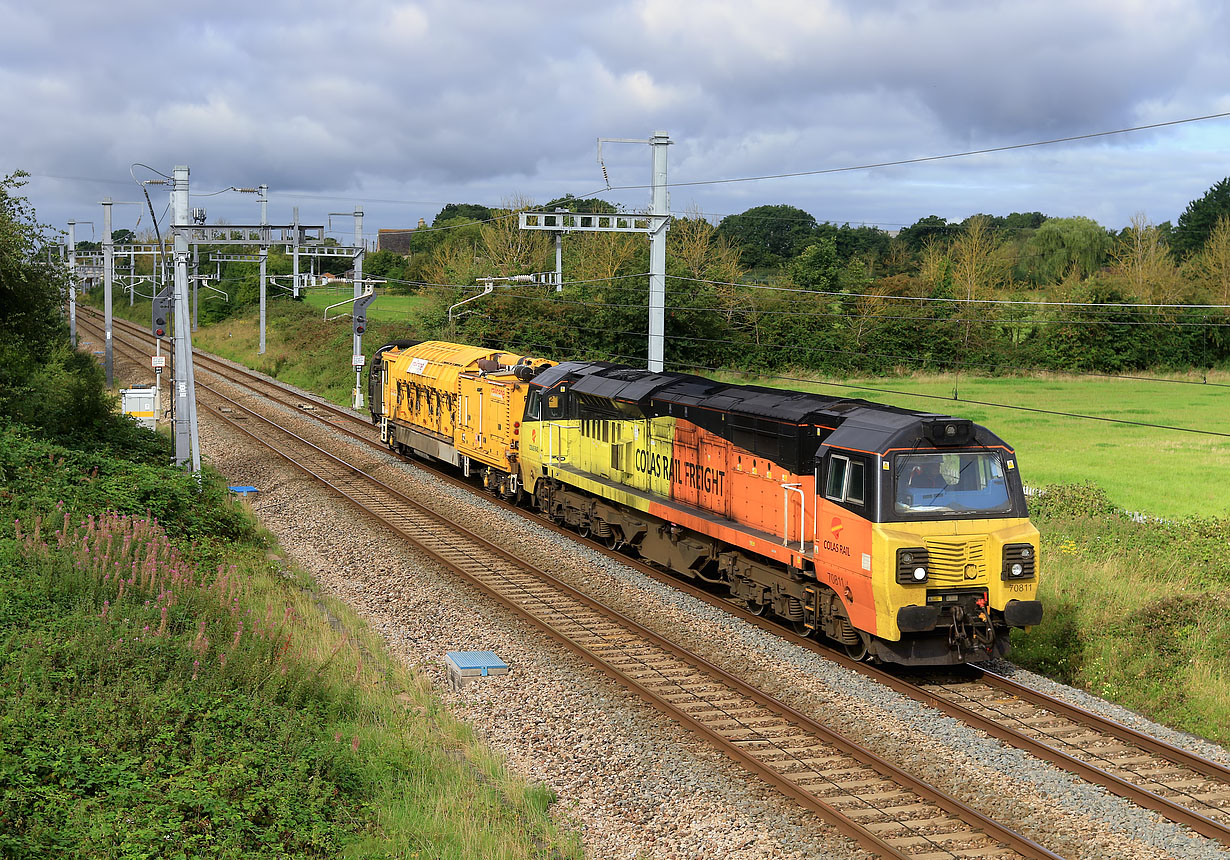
[542,383,570,468]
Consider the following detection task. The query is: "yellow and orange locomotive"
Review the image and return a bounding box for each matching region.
[369,340,1042,666]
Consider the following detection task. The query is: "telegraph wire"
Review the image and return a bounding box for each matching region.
[508,318,1230,389]
[666,275,1230,310]
[569,111,1230,197]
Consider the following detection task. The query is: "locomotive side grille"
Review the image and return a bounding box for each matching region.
[924,537,989,584]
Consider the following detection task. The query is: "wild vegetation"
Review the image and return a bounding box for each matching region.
[1012,484,1229,744]
[1,173,581,858]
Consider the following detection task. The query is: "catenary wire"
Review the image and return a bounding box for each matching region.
[490,317,1230,389]
[566,111,1230,198]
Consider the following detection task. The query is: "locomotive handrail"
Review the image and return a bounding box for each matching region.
[782,483,804,551]
[546,421,568,466]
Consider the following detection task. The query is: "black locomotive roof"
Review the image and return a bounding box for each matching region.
[530,358,1007,455]
[531,360,616,389]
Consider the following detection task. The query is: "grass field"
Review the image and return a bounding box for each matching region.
[110,290,1227,520]
[709,369,1230,520]
[300,287,431,322]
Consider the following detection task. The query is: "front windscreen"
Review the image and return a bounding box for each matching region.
[894,452,1012,516]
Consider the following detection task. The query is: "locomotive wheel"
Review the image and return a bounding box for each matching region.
[605,531,622,550]
[790,619,812,637]
[744,599,767,617]
[843,632,871,662]
[578,523,591,539]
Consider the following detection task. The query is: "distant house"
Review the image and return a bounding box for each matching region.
[377,220,426,254]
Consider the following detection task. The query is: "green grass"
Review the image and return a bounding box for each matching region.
[1010,485,1230,744]
[709,369,1230,520]
[0,426,582,859]
[300,288,430,322]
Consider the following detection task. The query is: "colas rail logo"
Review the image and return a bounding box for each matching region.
[823,516,851,557]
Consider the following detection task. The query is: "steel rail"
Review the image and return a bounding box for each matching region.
[83,307,1230,847]
[183,377,1062,860]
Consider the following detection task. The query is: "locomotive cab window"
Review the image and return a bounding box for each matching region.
[525,390,542,421]
[544,387,569,420]
[894,451,1011,516]
[825,454,865,506]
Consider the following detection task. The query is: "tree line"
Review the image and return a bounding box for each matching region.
[82,180,1230,375]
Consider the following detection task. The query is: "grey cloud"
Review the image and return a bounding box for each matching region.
[5,0,1228,235]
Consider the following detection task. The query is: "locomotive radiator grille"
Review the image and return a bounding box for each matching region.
[924,536,989,584]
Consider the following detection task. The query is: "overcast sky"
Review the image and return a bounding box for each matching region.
[5,0,1229,245]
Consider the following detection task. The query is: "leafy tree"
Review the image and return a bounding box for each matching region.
[477,197,550,277]
[1185,214,1230,305]
[789,237,843,291]
[432,203,493,226]
[364,249,407,285]
[715,204,818,268]
[0,173,65,356]
[1111,213,1184,304]
[949,215,1012,350]
[1172,177,1230,260]
[542,194,618,215]
[999,211,1048,231]
[813,222,893,270]
[1024,216,1112,284]
[111,228,136,245]
[668,208,743,290]
[0,172,115,439]
[897,215,958,252]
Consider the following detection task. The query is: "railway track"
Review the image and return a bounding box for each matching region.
[81,308,1230,853]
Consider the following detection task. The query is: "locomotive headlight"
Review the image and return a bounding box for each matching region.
[897,547,929,584]
[1002,543,1036,581]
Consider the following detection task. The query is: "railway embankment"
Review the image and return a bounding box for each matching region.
[0,405,581,857]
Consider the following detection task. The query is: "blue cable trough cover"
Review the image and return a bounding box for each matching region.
[228,486,259,496]
[446,650,508,677]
